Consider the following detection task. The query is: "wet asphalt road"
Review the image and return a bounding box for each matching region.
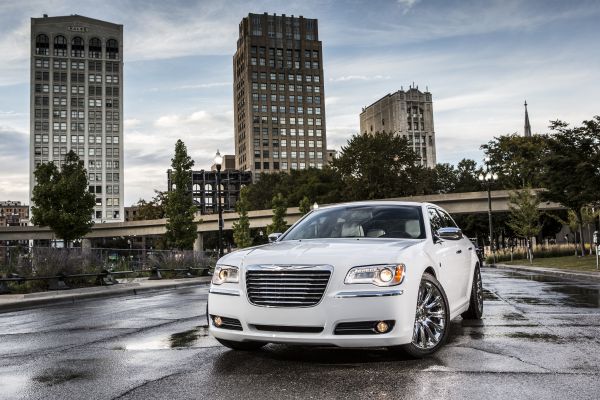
[1,268,600,400]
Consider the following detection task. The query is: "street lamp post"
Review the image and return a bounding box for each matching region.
[214,150,224,258]
[478,158,498,264]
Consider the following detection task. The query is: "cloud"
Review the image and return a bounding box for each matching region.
[329,75,391,82]
[397,0,421,14]
[124,118,141,129]
[0,126,29,202]
[175,82,231,90]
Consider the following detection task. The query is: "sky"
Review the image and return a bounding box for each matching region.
[0,0,599,206]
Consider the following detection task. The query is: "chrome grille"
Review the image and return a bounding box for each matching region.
[246,267,331,307]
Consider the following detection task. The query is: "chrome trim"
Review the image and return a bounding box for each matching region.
[209,287,241,296]
[334,289,404,298]
[245,264,334,308]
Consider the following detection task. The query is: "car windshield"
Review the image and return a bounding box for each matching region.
[281,205,426,240]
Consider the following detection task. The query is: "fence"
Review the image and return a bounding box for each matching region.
[0,245,217,294]
[484,243,584,264]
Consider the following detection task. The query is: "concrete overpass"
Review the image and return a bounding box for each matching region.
[0,190,563,247]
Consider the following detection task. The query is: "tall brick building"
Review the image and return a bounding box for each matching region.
[233,13,327,179]
[30,15,124,221]
[360,85,437,168]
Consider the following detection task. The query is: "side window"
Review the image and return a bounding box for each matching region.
[437,209,457,228]
[428,208,443,233]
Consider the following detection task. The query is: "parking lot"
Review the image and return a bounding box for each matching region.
[1,268,599,399]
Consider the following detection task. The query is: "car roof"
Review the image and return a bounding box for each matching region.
[318,200,438,210]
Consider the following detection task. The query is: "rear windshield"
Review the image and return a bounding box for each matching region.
[281,205,426,240]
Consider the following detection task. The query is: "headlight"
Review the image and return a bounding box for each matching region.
[212,265,239,285]
[344,264,405,287]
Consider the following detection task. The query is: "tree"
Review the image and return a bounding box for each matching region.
[133,191,167,220]
[267,193,288,234]
[455,159,482,192]
[481,134,549,189]
[331,132,420,200]
[541,117,600,256]
[507,189,541,262]
[31,151,95,245]
[299,196,311,215]
[233,187,253,248]
[432,163,458,194]
[165,140,197,250]
[244,168,344,211]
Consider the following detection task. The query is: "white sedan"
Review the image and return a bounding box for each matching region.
[208,201,483,357]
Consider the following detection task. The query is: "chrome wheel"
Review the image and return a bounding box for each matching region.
[412,280,447,350]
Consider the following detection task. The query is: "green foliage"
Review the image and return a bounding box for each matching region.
[430,159,481,194]
[233,187,253,248]
[267,193,288,234]
[331,132,422,200]
[481,134,549,189]
[31,151,95,243]
[299,196,311,215]
[133,190,167,220]
[165,140,197,250]
[541,117,600,255]
[507,189,542,239]
[245,167,344,211]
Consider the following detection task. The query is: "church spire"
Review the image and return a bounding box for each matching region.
[524,100,532,137]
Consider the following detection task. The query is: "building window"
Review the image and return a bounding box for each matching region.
[106,39,119,59]
[35,34,49,55]
[89,38,102,58]
[71,36,84,57]
[53,35,67,56]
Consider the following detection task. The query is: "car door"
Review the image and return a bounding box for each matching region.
[427,207,464,310]
[436,207,472,304]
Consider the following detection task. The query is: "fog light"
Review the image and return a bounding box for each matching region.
[213,316,223,327]
[375,321,389,333]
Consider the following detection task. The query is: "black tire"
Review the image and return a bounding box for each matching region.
[461,265,483,320]
[394,272,450,358]
[216,338,266,351]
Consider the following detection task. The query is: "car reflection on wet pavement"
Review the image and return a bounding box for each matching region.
[1,269,599,400]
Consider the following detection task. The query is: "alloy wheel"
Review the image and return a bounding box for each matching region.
[412,280,447,350]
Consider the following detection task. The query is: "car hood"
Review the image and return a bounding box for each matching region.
[218,238,424,269]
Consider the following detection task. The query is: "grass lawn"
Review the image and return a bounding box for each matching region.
[504,255,600,272]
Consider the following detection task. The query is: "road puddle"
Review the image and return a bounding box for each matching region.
[33,369,89,386]
[501,271,600,308]
[122,325,210,350]
[504,332,562,342]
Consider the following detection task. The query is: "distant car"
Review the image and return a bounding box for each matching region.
[208,201,483,357]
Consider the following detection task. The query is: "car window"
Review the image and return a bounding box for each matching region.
[437,208,458,228]
[428,207,443,233]
[282,205,426,240]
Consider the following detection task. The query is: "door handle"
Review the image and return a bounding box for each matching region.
[468,247,473,250]
[456,250,462,254]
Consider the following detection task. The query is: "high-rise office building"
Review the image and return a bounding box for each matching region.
[30,15,124,221]
[360,85,437,168]
[233,13,327,179]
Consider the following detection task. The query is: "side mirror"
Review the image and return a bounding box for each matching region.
[268,233,282,243]
[437,227,463,241]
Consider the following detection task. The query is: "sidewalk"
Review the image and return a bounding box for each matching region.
[0,276,211,313]
[492,263,600,282]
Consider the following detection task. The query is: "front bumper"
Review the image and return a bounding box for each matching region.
[208,285,417,347]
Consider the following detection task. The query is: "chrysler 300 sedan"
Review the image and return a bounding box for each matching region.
[208,201,483,357]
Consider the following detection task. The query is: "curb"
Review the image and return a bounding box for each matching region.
[491,263,600,282]
[0,278,211,313]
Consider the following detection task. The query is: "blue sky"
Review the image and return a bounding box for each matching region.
[1,0,599,205]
